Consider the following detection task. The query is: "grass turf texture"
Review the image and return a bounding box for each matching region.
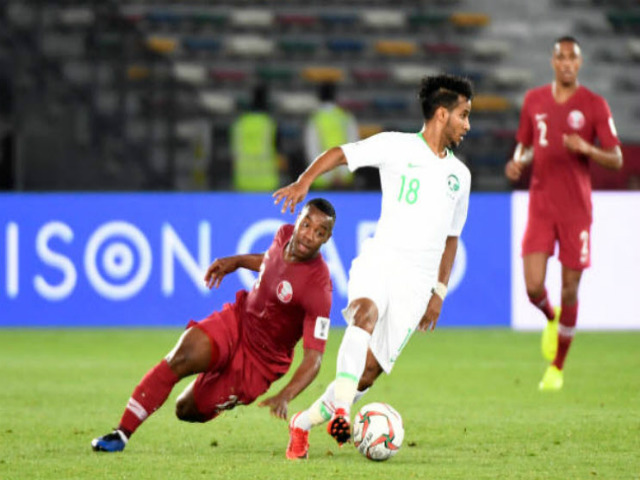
[1,329,638,480]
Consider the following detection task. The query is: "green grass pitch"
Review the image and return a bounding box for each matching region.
[1,328,638,480]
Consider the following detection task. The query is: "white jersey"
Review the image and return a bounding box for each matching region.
[341,131,471,275]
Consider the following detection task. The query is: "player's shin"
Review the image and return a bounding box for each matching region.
[334,325,371,411]
[118,359,179,437]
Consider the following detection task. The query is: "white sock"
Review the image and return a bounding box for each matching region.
[294,383,370,431]
[334,325,371,411]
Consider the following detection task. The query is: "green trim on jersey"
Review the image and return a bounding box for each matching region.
[415,132,452,158]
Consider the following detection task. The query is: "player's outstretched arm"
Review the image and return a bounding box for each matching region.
[273,146,348,214]
[257,348,323,420]
[204,254,264,289]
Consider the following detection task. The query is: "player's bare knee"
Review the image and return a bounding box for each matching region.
[175,398,205,423]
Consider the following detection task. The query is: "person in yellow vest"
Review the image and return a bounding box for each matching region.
[304,83,359,189]
[231,84,282,191]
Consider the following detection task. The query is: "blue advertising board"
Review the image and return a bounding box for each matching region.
[0,193,509,328]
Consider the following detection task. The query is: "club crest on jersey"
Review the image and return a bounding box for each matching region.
[276,280,293,303]
[567,110,585,130]
[447,174,460,192]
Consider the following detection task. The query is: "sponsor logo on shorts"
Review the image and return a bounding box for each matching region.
[567,109,585,130]
[276,280,293,303]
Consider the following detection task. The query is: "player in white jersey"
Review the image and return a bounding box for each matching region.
[273,74,473,460]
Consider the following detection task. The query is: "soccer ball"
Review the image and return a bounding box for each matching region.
[352,402,404,461]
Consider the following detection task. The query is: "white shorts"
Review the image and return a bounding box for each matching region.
[342,240,436,373]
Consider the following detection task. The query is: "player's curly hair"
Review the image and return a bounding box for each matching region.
[306,198,336,221]
[418,74,474,120]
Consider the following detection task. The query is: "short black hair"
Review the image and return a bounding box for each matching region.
[318,82,336,102]
[418,74,474,120]
[305,197,336,221]
[554,36,580,48]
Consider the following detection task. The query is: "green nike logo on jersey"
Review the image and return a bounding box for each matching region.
[407,163,422,168]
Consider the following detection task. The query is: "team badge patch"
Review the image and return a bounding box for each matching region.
[567,110,585,130]
[276,280,293,303]
[314,316,330,340]
[447,174,460,192]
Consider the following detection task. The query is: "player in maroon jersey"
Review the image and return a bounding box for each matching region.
[505,36,623,391]
[91,198,336,452]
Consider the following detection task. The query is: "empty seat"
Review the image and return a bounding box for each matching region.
[190,11,228,28]
[182,36,221,53]
[210,68,249,82]
[275,13,318,28]
[278,38,320,55]
[146,36,177,54]
[407,11,450,28]
[358,124,384,139]
[173,63,207,85]
[391,64,439,85]
[352,67,389,83]
[375,40,417,57]
[199,92,236,114]
[230,9,274,28]
[227,35,275,56]
[450,12,491,28]
[491,67,532,89]
[469,39,511,60]
[361,10,406,29]
[256,66,295,82]
[373,97,409,113]
[319,12,359,28]
[127,65,151,81]
[301,67,344,83]
[146,10,183,25]
[58,7,95,27]
[471,95,511,112]
[275,92,319,115]
[423,42,463,56]
[326,38,366,54]
[628,39,640,60]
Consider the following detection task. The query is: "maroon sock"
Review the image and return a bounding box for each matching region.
[528,289,555,320]
[553,302,578,370]
[118,359,179,437]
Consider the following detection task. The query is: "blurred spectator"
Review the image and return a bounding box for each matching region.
[0,66,14,190]
[230,84,283,192]
[304,82,358,189]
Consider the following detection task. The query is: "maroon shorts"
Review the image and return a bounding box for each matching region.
[187,304,272,421]
[522,214,591,270]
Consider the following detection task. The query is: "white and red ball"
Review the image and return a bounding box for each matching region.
[352,402,404,461]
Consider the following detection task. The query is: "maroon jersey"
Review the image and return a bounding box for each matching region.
[239,224,332,378]
[517,84,620,222]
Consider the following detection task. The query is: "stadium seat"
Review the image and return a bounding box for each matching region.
[352,67,389,83]
[190,11,228,28]
[607,9,640,33]
[227,35,275,56]
[127,66,151,81]
[375,40,417,57]
[58,7,95,27]
[471,94,511,112]
[358,124,384,139]
[256,66,295,83]
[628,39,640,60]
[275,13,318,28]
[278,38,320,56]
[319,12,359,29]
[326,38,366,54]
[210,68,249,83]
[146,36,177,55]
[274,92,319,115]
[337,99,370,113]
[490,67,533,89]
[301,67,344,83]
[230,9,274,28]
[450,12,491,28]
[146,10,182,26]
[373,97,409,113]
[199,92,236,114]
[423,42,463,56]
[407,12,450,28]
[361,10,406,29]
[182,36,221,53]
[391,64,439,85]
[173,63,208,86]
[469,39,511,60]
